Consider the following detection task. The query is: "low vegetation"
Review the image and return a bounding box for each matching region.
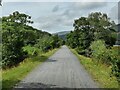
[1,11,63,89]
[2,48,58,90]
[70,49,119,88]
[66,12,120,87]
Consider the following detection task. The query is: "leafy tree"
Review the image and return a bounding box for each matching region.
[88,12,116,46]
[2,11,34,68]
[67,12,116,51]
[2,11,63,68]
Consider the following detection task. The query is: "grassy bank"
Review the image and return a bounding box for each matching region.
[2,48,58,90]
[70,48,119,88]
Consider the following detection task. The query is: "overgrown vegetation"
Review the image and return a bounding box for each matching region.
[1,11,63,69]
[70,49,119,88]
[66,12,120,86]
[90,40,111,64]
[2,48,58,90]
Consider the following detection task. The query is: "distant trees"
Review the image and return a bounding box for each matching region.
[35,34,62,52]
[2,11,62,68]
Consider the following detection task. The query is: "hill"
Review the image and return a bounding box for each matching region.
[53,31,70,40]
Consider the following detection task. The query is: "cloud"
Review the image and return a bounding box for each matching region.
[3,0,119,2]
[109,2,119,24]
[75,2,107,10]
[64,2,107,13]
[33,2,109,33]
[52,5,59,12]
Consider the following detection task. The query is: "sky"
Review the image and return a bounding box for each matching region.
[0,0,119,33]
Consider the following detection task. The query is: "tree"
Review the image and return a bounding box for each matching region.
[2,11,34,68]
[67,12,116,51]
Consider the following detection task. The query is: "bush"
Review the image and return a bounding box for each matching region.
[2,29,26,69]
[75,47,85,55]
[90,40,111,64]
[23,45,39,56]
[110,46,120,84]
[90,40,120,84]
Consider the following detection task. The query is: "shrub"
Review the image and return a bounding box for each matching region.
[90,40,111,64]
[110,46,120,84]
[2,29,26,69]
[75,47,85,55]
[23,45,39,56]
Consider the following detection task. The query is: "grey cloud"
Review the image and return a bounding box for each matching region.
[109,2,119,24]
[34,12,74,32]
[62,2,107,18]
[52,5,59,12]
[34,2,109,33]
[75,2,107,10]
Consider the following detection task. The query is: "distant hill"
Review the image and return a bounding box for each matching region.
[53,31,70,40]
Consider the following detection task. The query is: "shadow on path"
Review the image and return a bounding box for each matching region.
[13,82,67,89]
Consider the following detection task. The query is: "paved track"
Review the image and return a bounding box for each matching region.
[14,45,98,88]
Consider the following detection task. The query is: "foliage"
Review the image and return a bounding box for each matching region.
[35,35,62,52]
[2,28,26,68]
[70,48,119,88]
[2,48,58,90]
[23,45,40,56]
[1,11,62,69]
[66,12,116,51]
[90,40,120,85]
[66,12,119,84]
[90,40,111,64]
[2,11,36,68]
[110,46,120,84]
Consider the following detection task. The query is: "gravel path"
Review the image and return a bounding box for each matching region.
[14,45,98,89]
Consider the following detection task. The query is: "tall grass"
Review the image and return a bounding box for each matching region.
[70,48,119,88]
[2,48,58,90]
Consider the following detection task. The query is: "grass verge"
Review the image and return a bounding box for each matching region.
[1,48,58,90]
[70,48,119,88]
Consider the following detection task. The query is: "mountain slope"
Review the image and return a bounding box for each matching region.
[53,31,70,40]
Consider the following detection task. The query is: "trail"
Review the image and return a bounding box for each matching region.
[14,45,98,89]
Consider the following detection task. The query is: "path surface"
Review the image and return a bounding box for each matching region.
[14,45,98,88]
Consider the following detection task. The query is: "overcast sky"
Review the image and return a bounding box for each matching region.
[1,0,119,33]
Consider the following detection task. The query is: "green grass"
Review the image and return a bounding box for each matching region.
[1,48,58,90]
[70,48,119,88]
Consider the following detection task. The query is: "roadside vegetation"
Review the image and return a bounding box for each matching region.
[1,11,63,69]
[70,48,119,88]
[1,10,120,89]
[66,12,120,87]
[2,48,58,90]
[1,11,63,89]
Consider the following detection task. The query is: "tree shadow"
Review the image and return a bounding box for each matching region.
[31,55,57,63]
[30,55,48,62]
[46,59,57,62]
[13,82,57,89]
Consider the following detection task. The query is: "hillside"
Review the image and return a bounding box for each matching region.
[53,31,70,40]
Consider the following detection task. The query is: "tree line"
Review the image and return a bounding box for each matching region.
[66,12,120,85]
[1,11,63,69]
